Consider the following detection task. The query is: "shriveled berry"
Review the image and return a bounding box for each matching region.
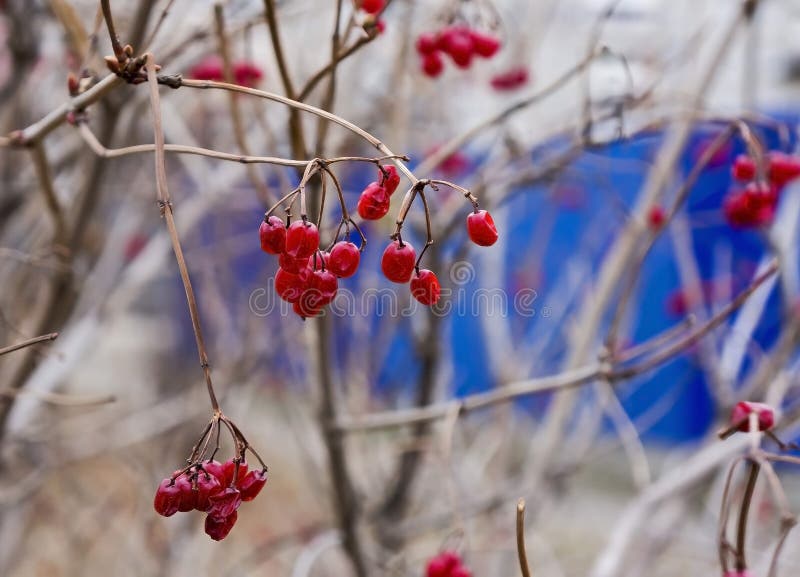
[275,267,309,303]
[154,478,182,517]
[467,209,498,246]
[360,0,384,14]
[205,510,238,541]
[259,216,286,254]
[194,471,223,512]
[174,472,197,512]
[202,460,227,486]
[328,241,361,278]
[469,30,501,58]
[285,220,320,259]
[222,459,248,486]
[279,252,309,274]
[422,52,445,78]
[732,154,756,181]
[381,240,416,283]
[357,182,391,220]
[410,269,441,306]
[731,401,775,432]
[239,469,268,502]
[208,487,242,519]
[416,33,439,55]
[379,164,401,195]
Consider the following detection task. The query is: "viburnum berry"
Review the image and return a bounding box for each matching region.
[467,209,498,246]
[208,487,242,519]
[293,294,323,319]
[279,252,310,274]
[440,27,474,69]
[194,471,223,512]
[468,30,501,58]
[221,459,248,486]
[731,401,775,432]
[232,61,263,87]
[307,250,330,272]
[723,183,777,229]
[647,205,666,229]
[768,152,800,186]
[426,551,465,577]
[490,67,529,91]
[189,56,224,82]
[174,472,197,512]
[285,220,320,259]
[381,240,416,283]
[275,267,309,303]
[202,460,226,485]
[205,510,238,541]
[732,154,756,181]
[357,182,391,220]
[379,164,401,195]
[259,215,286,254]
[239,469,268,502]
[416,33,439,55]
[360,0,384,14]
[154,478,182,517]
[422,52,445,78]
[410,269,441,306]
[328,241,361,278]
[306,268,339,308]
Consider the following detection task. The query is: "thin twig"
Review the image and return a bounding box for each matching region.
[517,499,532,577]
[0,333,58,356]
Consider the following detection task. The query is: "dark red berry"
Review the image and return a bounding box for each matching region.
[279,252,309,274]
[469,30,501,58]
[208,487,242,519]
[723,183,777,229]
[422,52,445,78]
[768,152,800,186]
[467,209,498,246]
[239,469,267,502]
[416,33,439,55]
[490,67,529,91]
[647,205,666,229]
[328,241,361,278]
[194,471,223,512]
[285,220,320,259]
[205,510,238,541]
[410,269,441,306]
[307,250,330,271]
[381,240,416,283]
[379,165,401,195]
[360,0,384,14]
[357,182,391,220]
[293,294,322,319]
[202,460,226,486]
[259,216,286,254]
[222,459,248,486]
[154,478,182,517]
[426,552,461,577]
[307,269,338,307]
[732,155,756,181]
[275,267,309,303]
[731,401,775,432]
[174,472,197,512]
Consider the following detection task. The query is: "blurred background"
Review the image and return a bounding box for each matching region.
[2,0,800,576]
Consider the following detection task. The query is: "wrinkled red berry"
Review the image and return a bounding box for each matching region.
[357,182,391,220]
[416,33,439,55]
[469,30,501,58]
[379,165,401,195]
[202,460,226,485]
[731,401,775,432]
[205,510,238,541]
[285,220,320,259]
[154,478,182,517]
[194,471,223,512]
[174,472,197,512]
[360,0,384,13]
[467,209,498,246]
[410,269,441,306]
[328,241,361,278]
[259,215,286,254]
[239,469,268,501]
[381,240,416,283]
[422,52,445,78]
[208,487,242,519]
[275,267,309,303]
[222,459,248,486]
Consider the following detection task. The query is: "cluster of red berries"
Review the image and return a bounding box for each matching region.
[154,458,267,541]
[416,26,501,78]
[730,401,775,433]
[188,56,264,87]
[724,152,800,229]
[426,551,471,577]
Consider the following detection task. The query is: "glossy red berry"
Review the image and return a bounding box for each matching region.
[381,240,416,283]
[732,154,756,181]
[731,401,775,432]
[422,52,445,78]
[279,251,309,274]
[328,241,361,278]
[647,205,666,229]
[154,478,182,517]
[259,216,286,254]
[239,469,268,502]
[441,28,474,68]
[307,269,339,307]
[768,152,800,186]
[469,30,501,58]
[360,0,384,14]
[208,487,242,519]
[293,294,323,319]
[205,510,238,541]
[307,251,330,271]
[410,269,441,306]
[275,267,309,303]
[285,220,320,259]
[467,209,498,246]
[379,165,401,195]
[416,33,439,55]
[357,182,391,220]
[194,471,223,512]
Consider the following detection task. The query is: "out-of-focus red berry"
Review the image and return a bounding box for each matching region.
[731,401,775,432]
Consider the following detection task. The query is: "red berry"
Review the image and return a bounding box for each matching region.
[204,510,238,541]
[174,472,197,512]
[233,61,263,87]
[275,267,309,303]
[732,154,756,181]
[189,56,224,82]
[357,182,391,220]
[490,67,529,91]
[375,19,386,34]
[208,487,242,519]
[723,183,777,229]
[222,459,248,486]
[285,220,320,259]
[647,205,666,229]
[381,240,416,283]
[469,30,501,58]
[307,269,339,307]
[422,52,445,78]
[731,401,775,432]
[427,552,461,577]
[410,269,441,306]
[328,241,361,278]
[379,164,401,195]
[259,216,286,254]
[202,460,227,486]
[293,294,322,319]
[279,251,310,274]
[440,27,474,68]
[768,152,800,186]
[194,471,223,512]
[307,250,330,271]
[239,469,267,502]
[467,209,498,246]
[154,478,182,517]
[416,33,439,55]
[360,0,384,14]
[451,567,472,577]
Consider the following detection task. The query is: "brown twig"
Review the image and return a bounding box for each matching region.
[517,499,532,577]
[0,333,58,357]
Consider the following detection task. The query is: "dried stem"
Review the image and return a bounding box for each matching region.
[517,499,532,577]
[0,333,58,357]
